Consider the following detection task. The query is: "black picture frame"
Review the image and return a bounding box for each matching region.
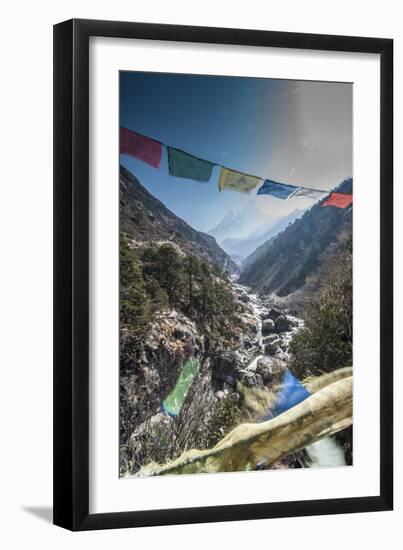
[53,18,393,531]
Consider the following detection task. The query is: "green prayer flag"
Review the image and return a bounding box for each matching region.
[162,358,200,416]
[218,167,261,193]
[168,147,215,182]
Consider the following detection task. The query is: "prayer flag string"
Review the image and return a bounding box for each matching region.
[120,127,352,206]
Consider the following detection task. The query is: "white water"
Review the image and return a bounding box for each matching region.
[247,291,264,370]
[305,437,346,467]
[234,283,347,468]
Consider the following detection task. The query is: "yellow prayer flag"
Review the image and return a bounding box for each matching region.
[218,167,261,194]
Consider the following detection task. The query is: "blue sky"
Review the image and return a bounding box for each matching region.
[120,72,352,233]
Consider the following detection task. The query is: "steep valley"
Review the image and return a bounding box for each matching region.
[120,167,353,476]
[240,178,352,296]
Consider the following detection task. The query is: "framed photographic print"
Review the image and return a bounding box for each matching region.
[53,19,393,530]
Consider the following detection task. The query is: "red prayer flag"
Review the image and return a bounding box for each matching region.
[120,127,162,168]
[322,192,353,209]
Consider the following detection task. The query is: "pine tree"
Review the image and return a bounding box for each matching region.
[120,232,150,336]
[143,244,184,307]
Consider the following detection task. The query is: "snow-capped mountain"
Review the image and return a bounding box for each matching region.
[208,201,279,244]
[221,208,306,262]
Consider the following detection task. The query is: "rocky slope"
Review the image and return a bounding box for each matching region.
[120,282,263,474]
[120,279,312,475]
[120,165,238,274]
[239,178,352,296]
[119,168,262,473]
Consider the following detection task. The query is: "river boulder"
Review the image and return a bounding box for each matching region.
[263,334,279,344]
[262,319,275,335]
[268,308,282,321]
[260,309,271,321]
[275,315,293,332]
[264,338,281,355]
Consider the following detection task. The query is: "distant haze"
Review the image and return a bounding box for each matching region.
[120,72,352,236]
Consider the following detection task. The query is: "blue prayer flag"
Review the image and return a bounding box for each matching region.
[257,179,299,199]
[262,370,311,421]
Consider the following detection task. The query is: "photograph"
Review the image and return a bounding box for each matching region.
[119,71,353,478]
[0,1,395,542]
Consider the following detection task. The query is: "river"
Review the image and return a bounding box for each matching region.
[235,283,347,469]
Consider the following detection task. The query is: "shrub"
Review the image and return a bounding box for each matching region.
[290,237,352,378]
[203,394,242,448]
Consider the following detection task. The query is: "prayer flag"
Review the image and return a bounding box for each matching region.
[120,127,162,168]
[262,370,311,421]
[322,192,353,209]
[292,188,329,200]
[162,358,200,417]
[168,147,215,182]
[218,167,261,194]
[257,179,299,199]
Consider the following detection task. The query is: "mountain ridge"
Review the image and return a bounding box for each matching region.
[120,165,238,273]
[221,208,306,262]
[239,178,353,296]
[208,202,278,244]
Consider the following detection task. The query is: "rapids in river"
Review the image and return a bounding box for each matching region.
[235,283,346,469]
